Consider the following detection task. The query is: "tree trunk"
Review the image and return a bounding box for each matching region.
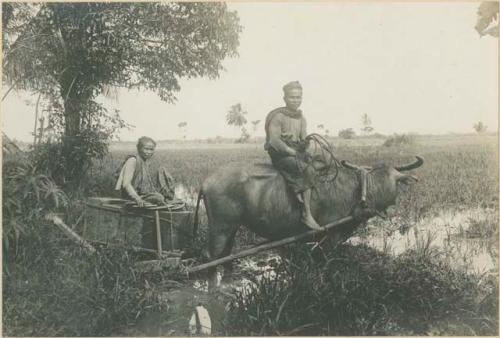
[60,94,84,186]
[63,95,81,139]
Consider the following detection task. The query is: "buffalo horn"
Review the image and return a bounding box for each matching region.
[395,156,424,171]
[341,160,372,171]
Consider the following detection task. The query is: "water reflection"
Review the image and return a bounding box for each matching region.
[349,207,498,275]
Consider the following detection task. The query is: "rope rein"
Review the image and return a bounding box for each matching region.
[299,134,387,219]
[297,133,342,183]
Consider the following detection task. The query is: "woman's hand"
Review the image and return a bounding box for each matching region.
[135,197,146,207]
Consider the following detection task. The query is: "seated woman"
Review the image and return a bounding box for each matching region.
[115,136,175,207]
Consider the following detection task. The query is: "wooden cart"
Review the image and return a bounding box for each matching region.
[83,197,194,264]
[50,196,355,275]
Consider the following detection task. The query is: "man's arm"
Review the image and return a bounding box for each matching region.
[122,157,146,206]
[268,114,297,156]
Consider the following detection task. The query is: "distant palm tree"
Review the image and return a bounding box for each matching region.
[226,103,247,127]
[226,103,249,142]
[473,121,487,134]
[178,121,188,139]
[361,113,374,136]
[251,120,261,141]
[251,120,261,132]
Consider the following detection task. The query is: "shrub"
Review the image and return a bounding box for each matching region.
[2,157,68,256]
[2,155,182,336]
[383,134,415,147]
[371,132,386,139]
[338,128,356,139]
[3,238,174,336]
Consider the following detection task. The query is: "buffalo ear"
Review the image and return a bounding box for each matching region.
[397,174,418,185]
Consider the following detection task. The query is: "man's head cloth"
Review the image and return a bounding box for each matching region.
[137,136,156,150]
[283,81,302,95]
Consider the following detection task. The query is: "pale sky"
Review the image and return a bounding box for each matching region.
[2,2,498,141]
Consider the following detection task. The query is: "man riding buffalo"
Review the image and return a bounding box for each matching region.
[264,81,322,230]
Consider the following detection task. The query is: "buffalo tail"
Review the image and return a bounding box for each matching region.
[193,188,204,240]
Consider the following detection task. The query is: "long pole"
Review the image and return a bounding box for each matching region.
[33,92,41,145]
[155,210,162,258]
[187,215,354,275]
[45,213,96,254]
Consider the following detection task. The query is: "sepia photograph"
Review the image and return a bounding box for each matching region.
[2,1,498,336]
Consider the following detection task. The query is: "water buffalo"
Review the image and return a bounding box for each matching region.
[195,155,424,287]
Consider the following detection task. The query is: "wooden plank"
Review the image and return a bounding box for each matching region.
[187,216,354,275]
[85,203,191,223]
[89,239,183,257]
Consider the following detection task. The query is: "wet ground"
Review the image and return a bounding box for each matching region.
[120,205,497,336]
[350,207,498,276]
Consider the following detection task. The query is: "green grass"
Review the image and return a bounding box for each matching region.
[96,135,498,217]
[223,243,498,336]
[2,222,181,336]
[2,157,185,336]
[4,134,498,336]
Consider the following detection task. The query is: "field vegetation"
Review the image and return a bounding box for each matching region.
[3,134,498,335]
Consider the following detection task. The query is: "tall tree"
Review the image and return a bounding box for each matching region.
[178,121,188,140]
[226,103,249,142]
[3,2,241,185]
[473,121,488,134]
[251,119,261,139]
[361,113,374,136]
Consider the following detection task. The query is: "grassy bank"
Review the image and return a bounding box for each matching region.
[2,156,186,336]
[223,243,498,336]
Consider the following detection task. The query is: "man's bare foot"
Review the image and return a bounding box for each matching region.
[301,213,323,231]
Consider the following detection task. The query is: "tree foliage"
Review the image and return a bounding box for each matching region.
[338,128,356,139]
[226,103,250,143]
[226,103,247,127]
[475,1,498,37]
[473,121,488,134]
[361,113,374,135]
[250,119,261,141]
[3,2,241,185]
[178,121,188,139]
[4,2,241,102]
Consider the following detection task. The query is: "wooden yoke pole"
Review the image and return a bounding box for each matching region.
[187,215,354,275]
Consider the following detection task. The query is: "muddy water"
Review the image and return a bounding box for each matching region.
[209,207,498,303]
[165,187,497,335]
[121,205,497,336]
[349,207,498,276]
[179,179,497,276]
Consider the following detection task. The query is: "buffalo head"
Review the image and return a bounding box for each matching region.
[341,156,424,212]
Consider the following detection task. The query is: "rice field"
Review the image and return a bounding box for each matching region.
[96,134,499,265]
[102,134,498,216]
[94,134,498,335]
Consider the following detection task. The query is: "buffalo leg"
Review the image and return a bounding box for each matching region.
[208,229,236,289]
[220,229,238,284]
